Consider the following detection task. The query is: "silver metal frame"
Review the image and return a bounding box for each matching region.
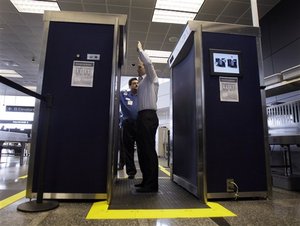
[256,34,273,199]
[207,191,268,199]
[169,69,174,181]
[26,11,126,200]
[194,24,206,202]
[106,17,121,205]
[169,20,270,201]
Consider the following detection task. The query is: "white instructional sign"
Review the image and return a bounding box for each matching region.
[219,77,239,102]
[71,61,95,87]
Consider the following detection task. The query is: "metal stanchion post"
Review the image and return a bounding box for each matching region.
[17,94,59,212]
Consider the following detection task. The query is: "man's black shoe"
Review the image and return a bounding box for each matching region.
[135,187,158,193]
[134,183,144,187]
[128,175,135,179]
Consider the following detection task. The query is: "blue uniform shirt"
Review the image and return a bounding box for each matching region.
[120,90,138,124]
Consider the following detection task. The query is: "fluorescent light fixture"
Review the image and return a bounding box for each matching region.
[155,0,204,13]
[145,50,171,64]
[149,57,168,64]
[0,69,23,78]
[145,50,171,58]
[10,0,60,14]
[152,9,196,24]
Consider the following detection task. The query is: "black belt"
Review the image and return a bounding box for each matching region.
[138,109,156,114]
[123,118,136,123]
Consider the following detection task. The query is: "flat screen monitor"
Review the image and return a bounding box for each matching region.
[210,49,242,76]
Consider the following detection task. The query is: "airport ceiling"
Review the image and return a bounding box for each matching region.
[0,0,280,95]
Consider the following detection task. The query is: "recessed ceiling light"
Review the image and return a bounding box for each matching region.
[152,0,204,24]
[10,0,60,14]
[155,0,204,13]
[0,69,23,78]
[168,36,178,43]
[152,9,196,24]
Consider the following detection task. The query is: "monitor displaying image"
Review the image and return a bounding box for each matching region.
[210,49,242,76]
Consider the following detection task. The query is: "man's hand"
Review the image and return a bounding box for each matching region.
[137,41,143,52]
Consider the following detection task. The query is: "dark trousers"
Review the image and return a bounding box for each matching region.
[118,127,125,168]
[122,119,137,176]
[136,110,159,189]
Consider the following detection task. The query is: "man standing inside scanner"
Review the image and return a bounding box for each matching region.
[135,41,159,193]
[119,78,139,179]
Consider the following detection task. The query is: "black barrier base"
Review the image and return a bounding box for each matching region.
[17,200,59,212]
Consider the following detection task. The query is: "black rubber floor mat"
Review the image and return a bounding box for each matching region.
[109,178,207,209]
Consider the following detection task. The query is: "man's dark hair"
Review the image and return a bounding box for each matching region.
[128,77,138,86]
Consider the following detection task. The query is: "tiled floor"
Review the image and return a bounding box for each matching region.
[1,155,300,226]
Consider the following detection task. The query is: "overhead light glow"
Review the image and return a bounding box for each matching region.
[149,57,169,64]
[145,50,171,64]
[10,0,60,14]
[24,86,37,91]
[155,0,204,13]
[1,60,19,67]
[0,69,23,78]
[152,9,196,24]
[145,50,171,58]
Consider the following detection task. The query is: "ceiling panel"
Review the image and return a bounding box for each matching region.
[0,0,18,12]
[83,4,107,13]
[146,33,166,43]
[200,0,230,15]
[130,8,153,21]
[128,31,147,42]
[2,12,26,25]
[0,0,281,95]
[148,23,170,34]
[59,0,82,3]
[82,0,106,4]
[21,14,43,26]
[108,5,129,14]
[59,2,83,11]
[129,21,150,33]
[131,0,156,8]
[107,0,131,7]
[221,1,250,17]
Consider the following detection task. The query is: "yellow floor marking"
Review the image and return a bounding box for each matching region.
[86,201,236,219]
[0,190,26,209]
[87,165,236,219]
[18,175,28,179]
[158,165,170,176]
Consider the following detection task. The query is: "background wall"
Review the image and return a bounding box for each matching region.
[261,0,300,77]
[261,0,300,105]
[0,95,34,130]
[260,0,300,177]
